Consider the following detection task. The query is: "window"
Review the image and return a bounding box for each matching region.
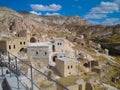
[36,51,38,55]
[13,45,15,49]
[9,45,11,49]
[18,34,19,37]
[71,65,73,68]
[58,43,59,45]
[68,66,70,69]
[23,42,26,45]
[20,42,22,45]
[60,56,62,58]
[45,52,47,55]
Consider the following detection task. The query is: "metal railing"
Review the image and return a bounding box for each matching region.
[0,51,69,90]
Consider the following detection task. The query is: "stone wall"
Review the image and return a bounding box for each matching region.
[56,58,76,77]
[0,37,28,55]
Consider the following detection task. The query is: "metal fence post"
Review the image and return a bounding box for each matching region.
[8,52,11,77]
[0,52,4,78]
[30,65,33,90]
[15,56,20,89]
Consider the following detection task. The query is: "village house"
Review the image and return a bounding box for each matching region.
[27,42,52,65]
[0,30,30,55]
[55,57,76,77]
[27,38,67,66]
[0,37,28,55]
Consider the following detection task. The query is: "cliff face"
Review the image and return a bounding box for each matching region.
[0,7,90,34]
[66,24,120,40]
[65,23,120,55]
[1,7,120,42]
[0,7,41,33]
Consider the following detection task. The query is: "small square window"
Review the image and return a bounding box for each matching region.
[24,42,26,45]
[13,45,15,49]
[68,66,70,69]
[20,42,22,45]
[45,52,47,55]
[9,45,11,49]
[36,51,38,55]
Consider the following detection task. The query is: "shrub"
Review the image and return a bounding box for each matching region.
[6,70,9,74]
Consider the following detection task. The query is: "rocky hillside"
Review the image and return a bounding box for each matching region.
[0,7,90,34]
[0,7,120,55]
[68,24,120,55]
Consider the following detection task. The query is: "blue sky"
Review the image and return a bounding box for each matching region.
[0,0,120,25]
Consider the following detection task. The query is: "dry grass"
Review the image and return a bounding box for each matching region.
[40,80,54,88]
[57,76,77,87]
[56,76,77,90]
[85,47,96,54]
[79,72,97,81]
[92,55,107,62]
[94,85,105,90]
[114,56,120,64]
[100,64,120,89]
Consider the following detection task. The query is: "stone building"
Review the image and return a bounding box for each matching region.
[0,30,29,55]
[27,38,66,66]
[51,38,64,52]
[0,37,28,55]
[27,42,52,65]
[16,30,31,42]
[55,57,76,77]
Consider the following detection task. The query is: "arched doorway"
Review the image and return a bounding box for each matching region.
[18,48,27,58]
[19,48,27,53]
[30,37,37,43]
[53,56,57,62]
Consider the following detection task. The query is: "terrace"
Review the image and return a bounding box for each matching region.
[0,51,69,90]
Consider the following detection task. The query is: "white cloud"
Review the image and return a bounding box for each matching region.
[87,18,120,25]
[84,1,120,25]
[84,1,119,20]
[46,12,60,16]
[102,18,120,25]
[30,4,62,12]
[114,0,120,5]
[85,14,107,19]
[87,20,101,25]
[90,2,119,14]
[114,0,120,11]
[30,11,41,15]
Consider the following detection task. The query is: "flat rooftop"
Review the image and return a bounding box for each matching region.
[28,42,51,47]
[57,57,76,62]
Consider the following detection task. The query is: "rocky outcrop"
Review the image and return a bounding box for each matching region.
[0,7,41,33]
[0,7,90,34]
